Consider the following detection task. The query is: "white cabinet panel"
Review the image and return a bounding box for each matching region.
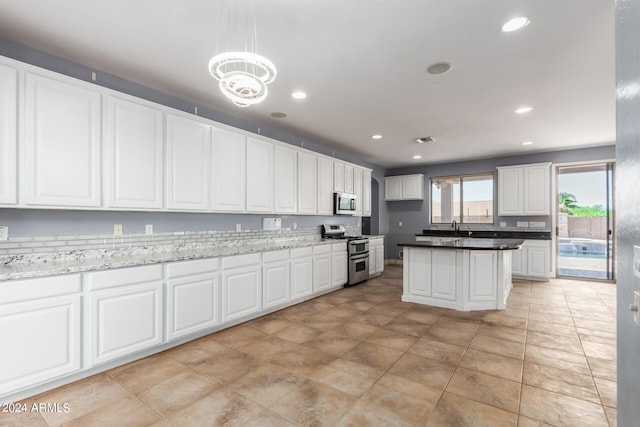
[221,254,261,323]
[297,151,317,214]
[87,280,163,366]
[263,251,290,310]
[331,243,348,287]
[362,169,372,217]
[406,248,432,297]
[106,96,163,209]
[333,161,345,192]
[24,73,101,207]
[431,250,457,301]
[313,253,332,293]
[317,156,334,215]
[512,240,550,280]
[527,244,550,279]
[385,176,402,201]
[344,164,354,194]
[497,163,550,216]
[0,295,81,396]
[212,127,246,212]
[369,237,385,277]
[166,273,218,340]
[497,167,523,216]
[247,137,274,213]
[384,174,423,201]
[469,251,498,302]
[291,248,313,300]
[0,63,17,205]
[166,114,211,210]
[274,144,297,213]
[511,248,525,276]
[375,244,384,273]
[523,164,550,215]
[353,167,363,216]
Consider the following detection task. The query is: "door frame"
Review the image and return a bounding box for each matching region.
[552,159,616,282]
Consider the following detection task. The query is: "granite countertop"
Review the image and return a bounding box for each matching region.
[0,238,337,282]
[399,238,525,250]
[417,229,551,240]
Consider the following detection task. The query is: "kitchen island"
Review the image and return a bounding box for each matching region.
[398,238,524,311]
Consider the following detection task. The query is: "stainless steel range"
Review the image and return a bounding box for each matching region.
[321,224,370,285]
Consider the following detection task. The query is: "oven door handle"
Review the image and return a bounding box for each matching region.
[350,252,369,260]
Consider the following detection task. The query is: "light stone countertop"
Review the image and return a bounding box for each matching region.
[0,238,341,282]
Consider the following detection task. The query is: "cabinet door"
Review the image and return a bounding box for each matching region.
[246,137,274,213]
[297,151,317,214]
[497,167,523,216]
[333,161,345,192]
[291,256,313,300]
[166,114,211,210]
[221,265,261,323]
[263,260,290,310]
[353,167,363,216]
[0,63,17,205]
[523,164,550,215]
[431,250,457,301]
[317,156,334,215]
[0,295,81,396]
[385,177,402,200]
[402,175,424,200]
[274,145,297,213]
[362,169,372,217]
[24,73,101,207]
[166,274,218,340]
[106,96,163,209]
[313,254,332,293]
[375,244,385,273]
[332,251,348,287]
[469,251,498,302]
[369,247,377,275]
[527,243,550,279]
[511,248,526,276]
[87,281,163,366]
[406,248,432,297]
[344,165,354,193]
[212,127,246,212]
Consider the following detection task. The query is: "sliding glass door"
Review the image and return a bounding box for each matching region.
[556,163,615,281]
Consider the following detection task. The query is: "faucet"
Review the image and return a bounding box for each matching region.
[451,220,459,232]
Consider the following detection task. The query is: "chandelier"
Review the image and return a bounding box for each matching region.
[208,0,277,107]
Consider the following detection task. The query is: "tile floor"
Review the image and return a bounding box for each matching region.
[1,265,617,426]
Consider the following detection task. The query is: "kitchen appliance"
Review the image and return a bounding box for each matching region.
[321,224,370,285]
[334,192,357,215]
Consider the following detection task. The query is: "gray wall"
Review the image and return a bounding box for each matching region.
[383,145,615,259]
[615,0,640,423]
[0,38,389,238]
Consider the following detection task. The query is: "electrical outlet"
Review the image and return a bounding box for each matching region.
[500,222,507,227]
[236,223,242,232]
[399,221,403,227]
[113,224,123,237]
[145,224,153,235]
[0,226,7,241]
[293,222,297,230]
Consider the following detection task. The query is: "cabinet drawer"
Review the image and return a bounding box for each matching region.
[291,246,313,258]
[222,253,261,270]
[166,258,219,278]
[263,249,289,263]
[0,274,81,305]
[85,265,163,290]
[313,244,332,255]
[331,242,347,252]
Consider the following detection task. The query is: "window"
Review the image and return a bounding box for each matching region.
[430,173,494,224]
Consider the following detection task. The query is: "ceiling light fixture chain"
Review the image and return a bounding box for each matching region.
[209,0,277,107]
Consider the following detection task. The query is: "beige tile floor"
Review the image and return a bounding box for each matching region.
[2,265,617,426]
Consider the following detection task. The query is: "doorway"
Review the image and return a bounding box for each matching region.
[556,162,615,281]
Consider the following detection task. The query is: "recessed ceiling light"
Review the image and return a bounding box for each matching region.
[502,17,530,32]
[372,134,382,140]
[270,112,287,118]
[515,106,533,114]
[413,155,422,159]
[292,91,307,99]
[522,141,533,146]
[427,62,452,75]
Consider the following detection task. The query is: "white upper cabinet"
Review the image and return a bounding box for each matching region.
[23,72,102,207]
[333,161,345,192]
[166,113,211,211]
[105,96,163,209]
[362,169,372,217]
[385,174,424,201]
[317,156,334,215]
[497,163,551,216]
[0,63,17,205]
[212,127,246,212]
[385,176,402,200]
[353,167,363,216]
[297,151,317,214]
[274,144,297,213]
[344,164,354,194]
[246,137,274,213]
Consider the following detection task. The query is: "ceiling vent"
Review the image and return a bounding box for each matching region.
[416,137,435,144]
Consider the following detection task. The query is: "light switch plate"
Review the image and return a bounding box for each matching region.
[262,218,282,231]
[113,224,123,237]
[145,224,153,235]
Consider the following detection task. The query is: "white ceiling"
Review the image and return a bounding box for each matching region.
[0,0,615,168]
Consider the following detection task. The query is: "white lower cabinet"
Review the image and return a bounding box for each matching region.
[0,275,82,398]
[331,242,348,287]
[291,247,313,301]
[263,250,291,311]
[431,250,457,301]
[369,237,385,277]
[313,244,333,293]
[84,265,164,367]
[165,258,219,341]
[512,240,550,281]
[221,253,262,323]
[469,251,498,302]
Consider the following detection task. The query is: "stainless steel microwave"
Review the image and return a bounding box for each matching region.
[334,192,357,215]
